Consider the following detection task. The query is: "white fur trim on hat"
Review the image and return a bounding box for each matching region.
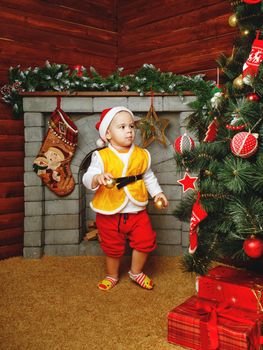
[99,106,134,142]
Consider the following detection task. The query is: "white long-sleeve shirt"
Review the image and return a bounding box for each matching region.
[82,144,163,213]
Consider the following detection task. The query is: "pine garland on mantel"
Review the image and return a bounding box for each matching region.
[0,61,215,118]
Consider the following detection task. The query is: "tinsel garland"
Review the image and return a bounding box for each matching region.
[0,61,214,119]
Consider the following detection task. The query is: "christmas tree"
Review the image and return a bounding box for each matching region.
[174,0,263,275]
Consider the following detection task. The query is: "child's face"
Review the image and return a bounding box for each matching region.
[106,111,135,149]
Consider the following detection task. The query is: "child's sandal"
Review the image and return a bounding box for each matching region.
[98,276,118,291]
[128,271,154,290]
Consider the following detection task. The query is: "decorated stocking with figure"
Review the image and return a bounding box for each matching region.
[243,30,263,84]
[189,192,208,254]
[33,97,78,196]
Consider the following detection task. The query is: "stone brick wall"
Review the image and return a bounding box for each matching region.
[23,94,194,258]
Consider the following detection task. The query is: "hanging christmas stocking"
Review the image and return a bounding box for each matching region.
[243,30,263,84]
[33,97,78,196]
[189,192,208,254]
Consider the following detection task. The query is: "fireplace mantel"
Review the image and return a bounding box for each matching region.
[23,93,195,258]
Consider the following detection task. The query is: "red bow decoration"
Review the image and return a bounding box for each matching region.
[195,301,230,350]
[195,300,262,350]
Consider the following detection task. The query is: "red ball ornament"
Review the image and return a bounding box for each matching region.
[230,132,258,158]
[246,92,260,102]
[174,133,195,154]
[243,236,263,258]
[243,0,261,3]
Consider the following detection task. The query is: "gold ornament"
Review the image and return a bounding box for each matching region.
[228,14,237,27]
[233,74,244,89]
[154,197,165,210]
[242,29,249,36]
[135,104,169,148]
[204,170,212,176]
[105,178,116,189]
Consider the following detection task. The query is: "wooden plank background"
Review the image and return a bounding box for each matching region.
[117,0,235,80]
[0,0,235,259]
[0,0,118,86]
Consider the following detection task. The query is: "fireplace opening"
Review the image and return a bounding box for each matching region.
[79,148,97,243]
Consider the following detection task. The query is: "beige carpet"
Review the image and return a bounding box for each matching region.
[0,255,200,350]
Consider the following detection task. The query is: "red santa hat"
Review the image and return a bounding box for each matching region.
[95,106,134,147]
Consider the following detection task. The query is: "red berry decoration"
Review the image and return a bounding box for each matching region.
[246,92,260,102]
[174,133,195,154]
[243,236,263,258]
[230,132,258,158]
[73,65,83,77]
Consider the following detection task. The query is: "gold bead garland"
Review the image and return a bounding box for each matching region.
[48,122,78,147]
[208,234,218,254]
[231,0,242,6]
[201,193,230,199]
[198,153,214,161]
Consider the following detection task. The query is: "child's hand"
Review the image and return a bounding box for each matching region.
[154,192,169,207]
[92,173,114,188]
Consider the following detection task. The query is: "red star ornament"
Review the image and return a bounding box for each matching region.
[177,172,198,192]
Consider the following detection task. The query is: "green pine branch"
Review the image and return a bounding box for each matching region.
[0,61,214,119]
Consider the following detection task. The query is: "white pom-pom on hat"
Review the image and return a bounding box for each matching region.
[95,106,134,144]
[96,138,106,148]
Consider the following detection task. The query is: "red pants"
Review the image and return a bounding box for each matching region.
[96,210,157,258]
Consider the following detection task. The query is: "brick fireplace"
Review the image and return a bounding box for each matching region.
[22,93,194,258]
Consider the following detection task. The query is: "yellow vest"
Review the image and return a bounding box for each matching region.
[91,145,149,214]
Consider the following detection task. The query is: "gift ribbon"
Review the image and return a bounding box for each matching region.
[196,300,230,349]
[252,285,263,312]
[194,300,262,350]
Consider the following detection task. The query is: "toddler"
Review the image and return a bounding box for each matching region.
[82,106,168,291]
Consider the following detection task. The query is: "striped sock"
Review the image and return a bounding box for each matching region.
[98,276,118,291]
[128,271,154,290]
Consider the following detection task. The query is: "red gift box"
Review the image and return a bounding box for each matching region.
[197,266,263,313]
[168,295,262,350]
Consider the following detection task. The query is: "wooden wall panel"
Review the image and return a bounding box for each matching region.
[0,0,117,259]
[0,244,24,260]
[0,1,118,86]
[1,0,117,31]
[117,0,236,80]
